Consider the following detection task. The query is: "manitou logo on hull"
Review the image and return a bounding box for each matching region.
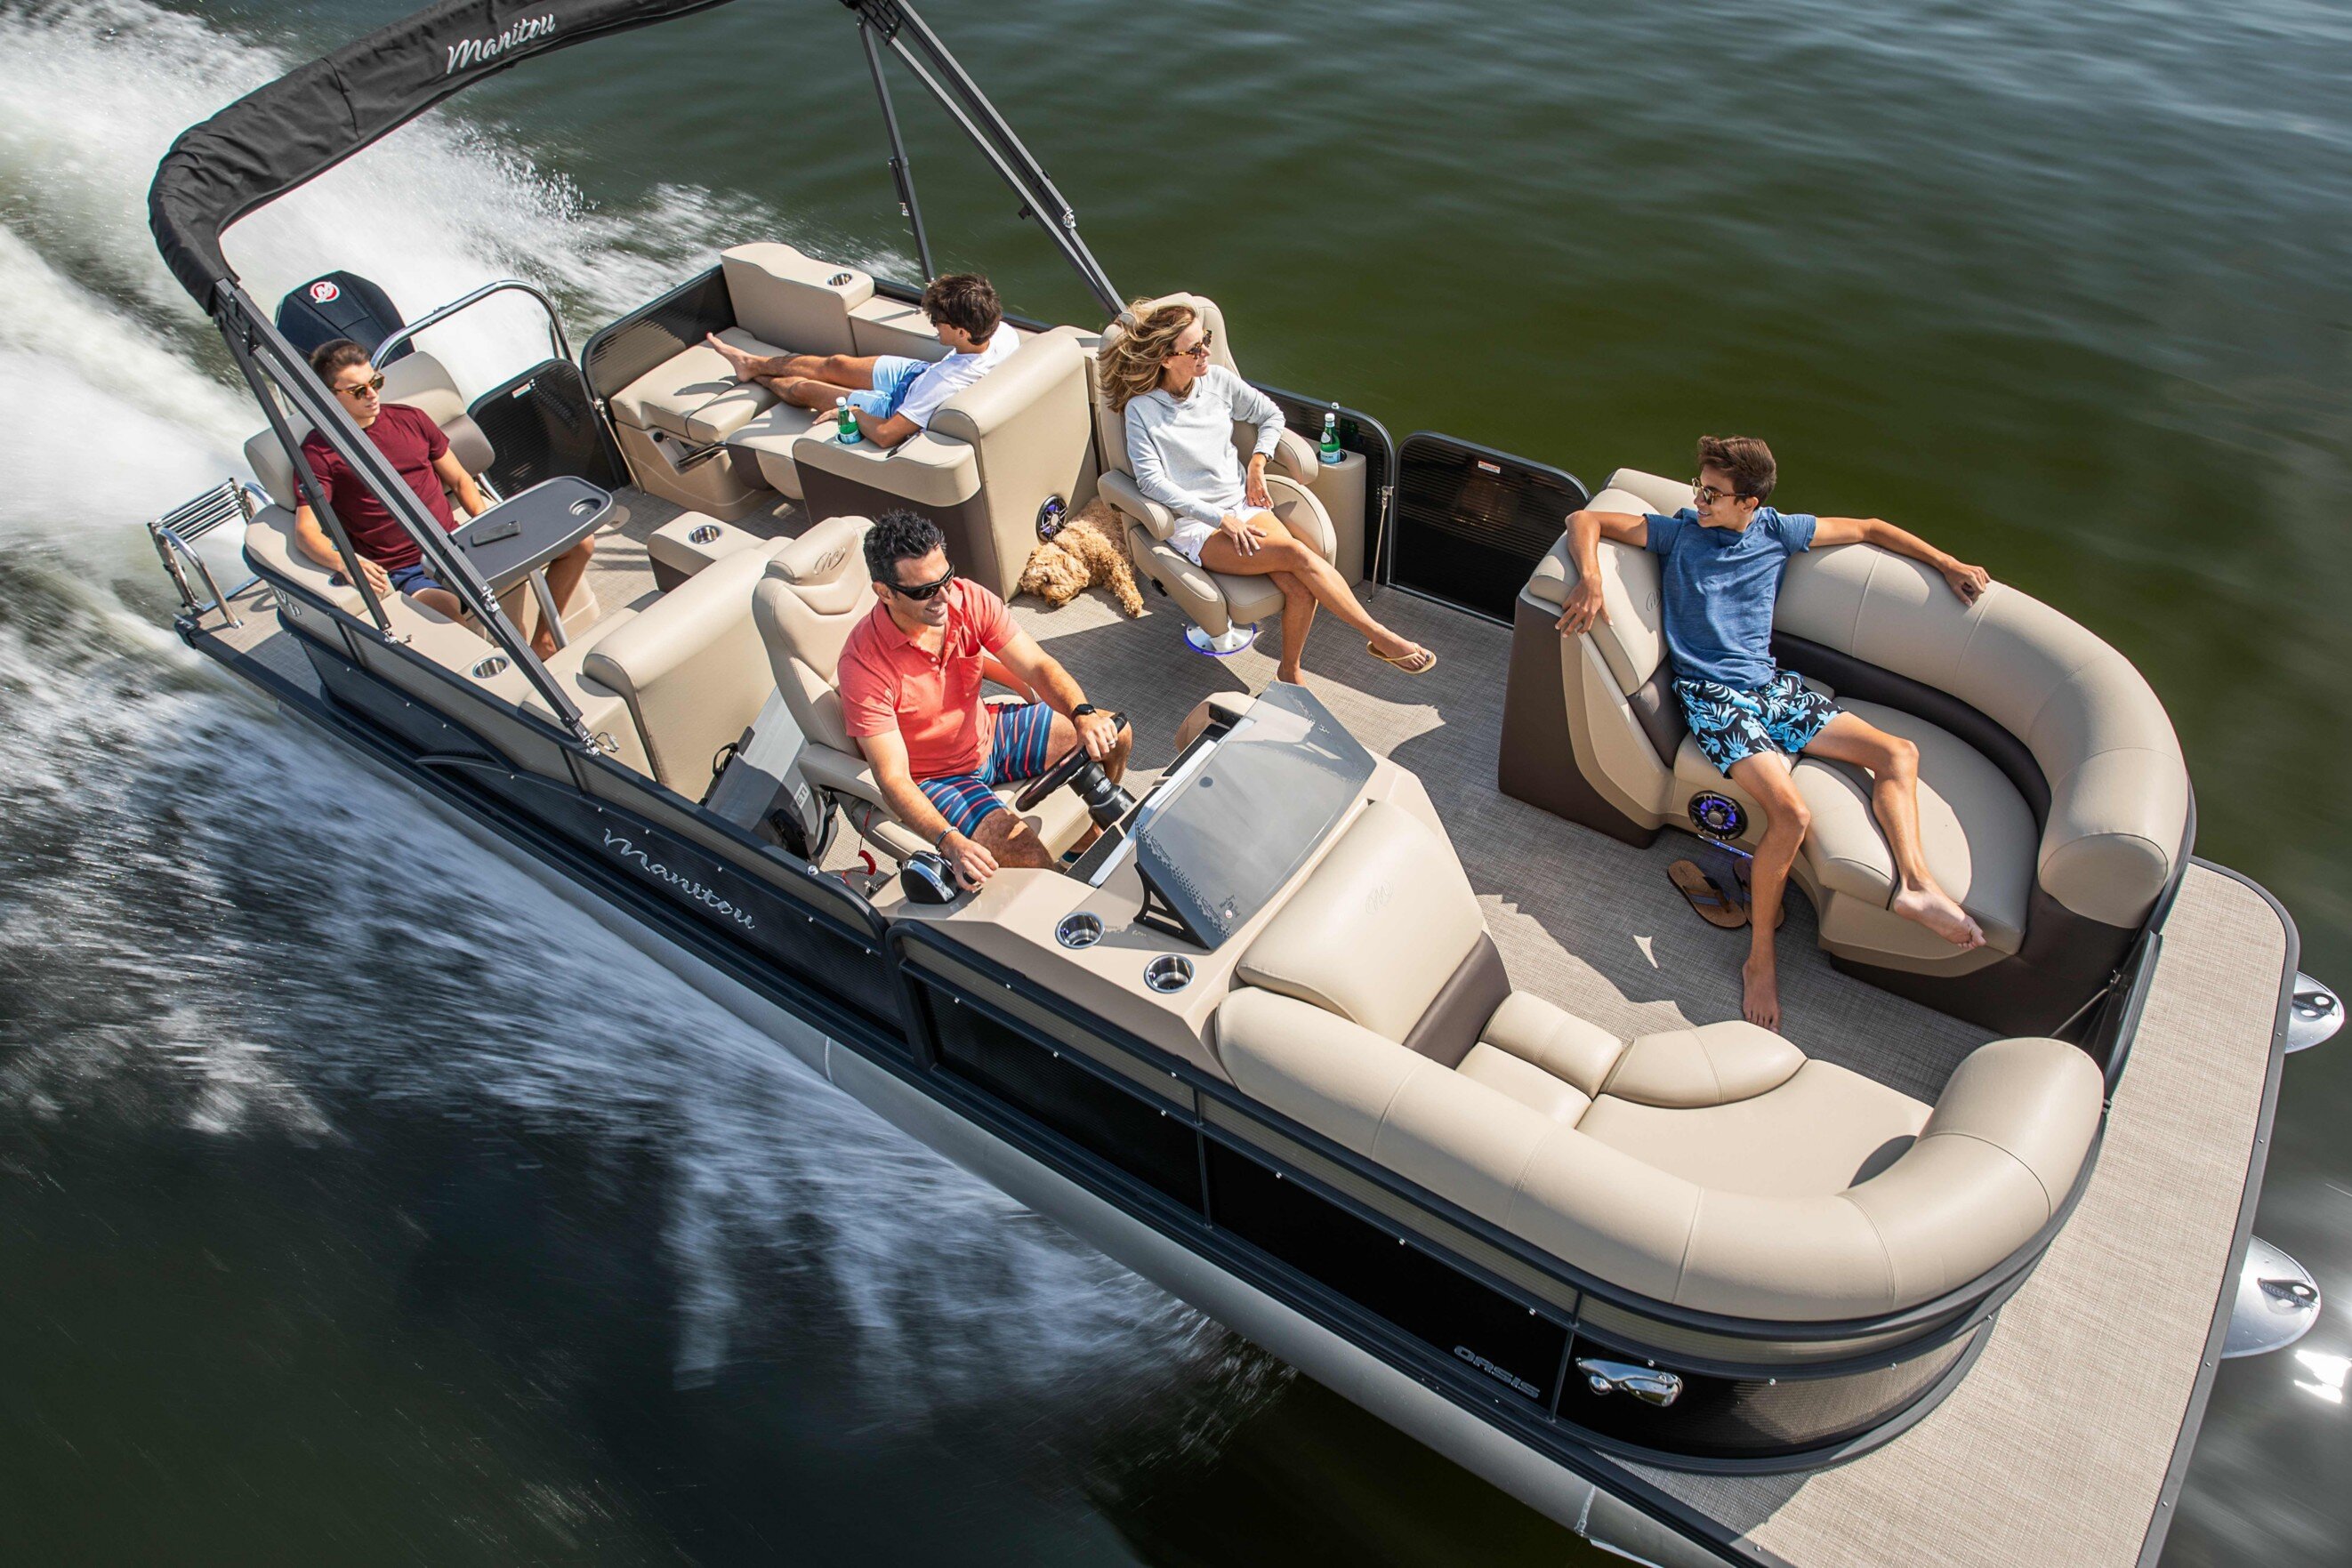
[600,828,755,930]
[445,13,556,74]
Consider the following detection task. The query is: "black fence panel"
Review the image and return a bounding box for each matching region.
[1391,433,1588,623]
[471,358,627,495]
[582,265,732,406]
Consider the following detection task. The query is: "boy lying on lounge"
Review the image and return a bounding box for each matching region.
[1553,435,1994,1031]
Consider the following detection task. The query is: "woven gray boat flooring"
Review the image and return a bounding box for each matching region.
[1621,864,2283,1568]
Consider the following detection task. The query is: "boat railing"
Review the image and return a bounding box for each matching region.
[371,278,570,369]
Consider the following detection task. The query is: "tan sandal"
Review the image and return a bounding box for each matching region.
[1669,859,1748,929]
[1730,859,1786,929]
[1368,640,1437,675]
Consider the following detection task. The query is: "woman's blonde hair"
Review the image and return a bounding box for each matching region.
[1100,299,1198,414]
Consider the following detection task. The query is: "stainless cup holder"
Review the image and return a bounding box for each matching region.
[470,655,510,679]
[1143,955,1195,993]
[689,523,722,545]
[829,271,856,287]
[1055,913,1103,950]
[569,496,599,518]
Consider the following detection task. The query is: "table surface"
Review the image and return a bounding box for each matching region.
[452,477,611,591]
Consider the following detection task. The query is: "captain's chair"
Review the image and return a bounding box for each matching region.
[753,517,1094,864]
[1088,293,1339,654]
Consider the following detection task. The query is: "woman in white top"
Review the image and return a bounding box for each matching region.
[1103,301,1435,683]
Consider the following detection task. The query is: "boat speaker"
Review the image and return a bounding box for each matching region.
[1688,792,1746,841]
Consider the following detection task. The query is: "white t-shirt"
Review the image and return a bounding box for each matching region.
[897,325,1022,429]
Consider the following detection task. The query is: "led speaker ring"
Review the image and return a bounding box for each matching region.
[1689,792,1746,840]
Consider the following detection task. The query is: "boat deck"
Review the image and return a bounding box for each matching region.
[188,488,2290,1568]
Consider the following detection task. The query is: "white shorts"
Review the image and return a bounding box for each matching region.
[1166,507,1275,567]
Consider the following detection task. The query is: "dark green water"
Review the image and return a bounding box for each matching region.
[1,0,2347,1561]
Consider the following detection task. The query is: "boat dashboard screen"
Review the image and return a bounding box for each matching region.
[1129,685,1375,949]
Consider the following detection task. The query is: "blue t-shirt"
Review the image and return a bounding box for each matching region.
[1643,506,1816,689]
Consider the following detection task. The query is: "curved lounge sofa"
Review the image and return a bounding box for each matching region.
[1500,467,2192,1035]
[1212,800,2106,1329]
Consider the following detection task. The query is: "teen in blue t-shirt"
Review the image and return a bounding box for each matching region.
[1553,437,1994,1033]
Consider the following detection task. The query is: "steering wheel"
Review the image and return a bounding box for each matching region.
[1014,711,1132,826]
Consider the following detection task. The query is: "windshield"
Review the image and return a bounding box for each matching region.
[1130,685,1375,948]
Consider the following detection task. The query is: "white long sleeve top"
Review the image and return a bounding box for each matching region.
[1121,366,1285,527]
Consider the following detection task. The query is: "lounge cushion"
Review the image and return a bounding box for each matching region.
[608,327,781,444]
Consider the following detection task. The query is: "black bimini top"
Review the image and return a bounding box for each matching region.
[148,0,737,308]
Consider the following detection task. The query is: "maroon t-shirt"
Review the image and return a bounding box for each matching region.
[300,404,456,571]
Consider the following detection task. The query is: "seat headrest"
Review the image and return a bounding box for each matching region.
[1236,800,1491,1044]
[761,514,873,612]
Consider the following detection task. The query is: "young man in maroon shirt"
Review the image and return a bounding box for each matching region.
[291,339,593,658]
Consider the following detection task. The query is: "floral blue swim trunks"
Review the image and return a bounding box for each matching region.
[1674,669,1842,773]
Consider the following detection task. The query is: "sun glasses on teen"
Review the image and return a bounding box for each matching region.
[1691,479,1752,506]
[889,566,958,600]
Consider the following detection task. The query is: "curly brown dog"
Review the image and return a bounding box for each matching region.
[1016,499,1144,617]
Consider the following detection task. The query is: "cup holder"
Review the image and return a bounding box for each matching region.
[1143,955,1195,993]
[569,496,598,518]
[829,271,855,287]
[1055,913,1104,950]
[689,523,723,545]
[471,655,510,679]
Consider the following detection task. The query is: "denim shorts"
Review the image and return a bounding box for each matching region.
[389,560,447,598]
[916,701,1059,838]
[1675,670,1841,774]
[842,354,927,420]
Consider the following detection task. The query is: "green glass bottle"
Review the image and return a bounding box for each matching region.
[1318,410,1343,466]
[835,397,862,445]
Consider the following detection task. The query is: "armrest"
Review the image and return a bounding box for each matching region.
[789,427,981,509]
[1098,468,1179,541]
[1269,428,1318,484]
[1522,529,1667,696]
[1262,473,1337,561]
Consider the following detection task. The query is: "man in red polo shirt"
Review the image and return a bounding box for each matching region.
[290,338,593,658]
[838,511,1130,890]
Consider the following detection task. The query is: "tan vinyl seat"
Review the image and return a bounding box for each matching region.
[1086,293,1338,645]
[782,326,1100,599]
[1502,465,2190,1033]
[1212,800,2105,1322]
[751,516,1092,863]
[576,541,791,800]
[238,350,592,635]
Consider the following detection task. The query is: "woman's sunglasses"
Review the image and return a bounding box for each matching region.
[335,373,388,398]
[890,566,958,601]
[1171,331,1213,361]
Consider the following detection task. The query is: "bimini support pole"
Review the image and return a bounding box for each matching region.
[214,283,600,750]
[858,15,935,281]
[841,0,1123,317]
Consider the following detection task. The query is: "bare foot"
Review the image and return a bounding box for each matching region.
[704,331,757,381]
[531,631,560,661]
[1275,663,1302,685]
[1743,951,1781,1033]
[1890,881,1986,949]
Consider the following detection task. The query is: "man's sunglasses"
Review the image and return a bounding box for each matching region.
[334,373,387,398]
[889,566,958,601]
[1692,479,1751,506]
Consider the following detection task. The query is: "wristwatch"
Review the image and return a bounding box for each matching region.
[1071,703,1099,720]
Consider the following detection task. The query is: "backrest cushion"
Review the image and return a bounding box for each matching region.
[243,350,480,510]
[581,545,777,798]
[1236,800,1489,1044]
[752,515,875,755]
[1775,544,2187,926]
[722,243,871,356]
[1086,292,1236,478]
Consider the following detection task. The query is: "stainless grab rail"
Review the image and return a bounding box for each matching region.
[148,478,262,628]
[372,279,570,366]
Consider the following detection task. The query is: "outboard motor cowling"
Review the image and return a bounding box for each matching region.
[275,271,411,364]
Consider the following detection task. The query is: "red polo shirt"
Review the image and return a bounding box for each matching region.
[299,404,456,572]
[837,579,1017,780]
